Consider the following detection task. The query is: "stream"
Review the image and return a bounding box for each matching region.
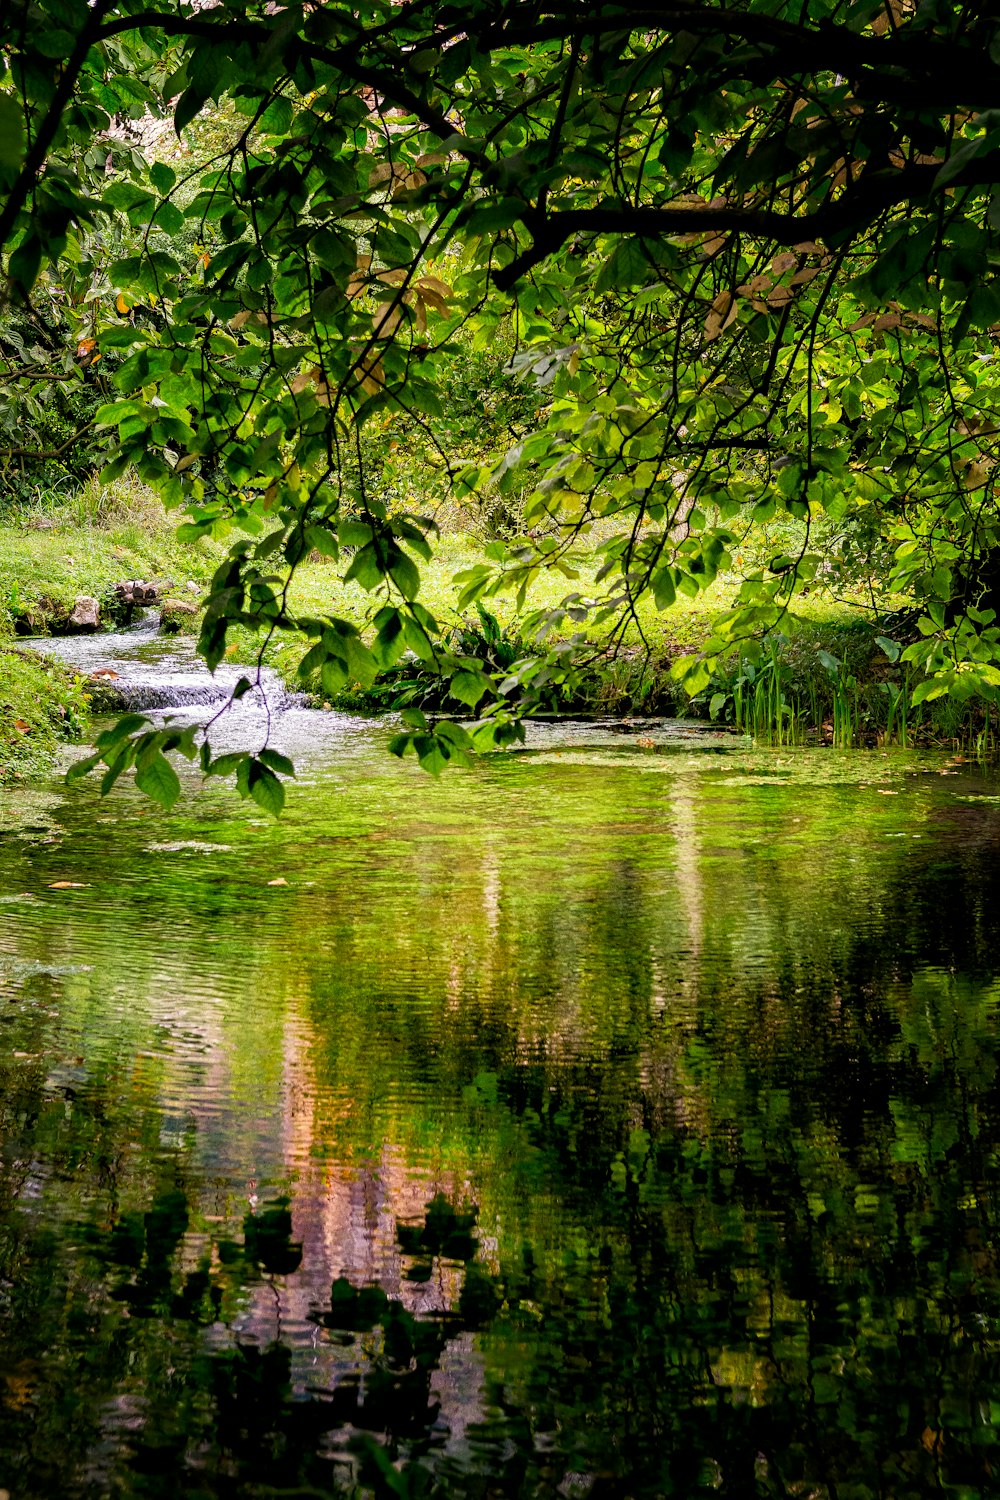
[2,625,1000,1497]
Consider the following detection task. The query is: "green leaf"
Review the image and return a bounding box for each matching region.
[153,201,185,236]
[875,635,901,663]
[32,28,75,58]
[0,94,25,175]
[9,236,42,292]
[135,753,182,809]
[150,162,177,194]
[373,607,406,668]
[247,760,285,816]
[95,714,151,750]
[595,237,655,293]
[175,86,208,133]
[652,567,676,611]
[206,751,250,777]
[450,670,491,709]
[343,634,378,688]
[343,544,384,591]
[389,548,421,600]
[66,752,102,782]
[911,678,947,706]
[259,747,295,777]
[260,96,294,135]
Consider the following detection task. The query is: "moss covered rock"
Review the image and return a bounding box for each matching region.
[159,598,200,634]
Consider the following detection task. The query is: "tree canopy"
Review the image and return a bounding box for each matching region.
[4,0,1000,801]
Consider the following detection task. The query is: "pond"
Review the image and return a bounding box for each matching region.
[2,632,1000,1497]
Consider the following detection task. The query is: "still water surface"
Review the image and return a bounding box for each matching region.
[2,651,1000,1496]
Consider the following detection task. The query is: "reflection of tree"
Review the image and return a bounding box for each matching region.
[5,951,1000,1494]
[5,774,1000,1491]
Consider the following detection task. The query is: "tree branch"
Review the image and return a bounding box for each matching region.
[463,3,1000,110]
[0,0,112,256]
[491,161,983,289]
[0,420,96,459]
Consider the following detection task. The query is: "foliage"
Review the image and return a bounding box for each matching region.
[0,490,218,637]
[7,0,1000,800]
[0,645,89,779]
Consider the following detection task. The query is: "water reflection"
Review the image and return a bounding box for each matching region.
[2,728,1000,1494]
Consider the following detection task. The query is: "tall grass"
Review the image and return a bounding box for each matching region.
[708,636,926,749]
[55,471,165,531]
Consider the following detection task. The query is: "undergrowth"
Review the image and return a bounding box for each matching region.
[0,648,90,782]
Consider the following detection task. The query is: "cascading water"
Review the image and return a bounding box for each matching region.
[21,616,739,763]
[21,611,305,713]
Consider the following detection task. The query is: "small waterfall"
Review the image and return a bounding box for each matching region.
[88,675,304,712]
[20,621,306,716]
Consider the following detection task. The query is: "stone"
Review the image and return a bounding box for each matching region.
[113,579,159,605]
[67,596,99,632]
[159,598,199,634]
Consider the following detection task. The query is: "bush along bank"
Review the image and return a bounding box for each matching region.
[294,607,1000,755]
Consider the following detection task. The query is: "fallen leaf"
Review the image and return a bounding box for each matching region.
[47,881,88,889]
[267,877,289,887]
[90,669,119,680]
[875,789,898,795]
[12,718,30,733]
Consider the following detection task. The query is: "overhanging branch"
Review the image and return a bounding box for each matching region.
[491,161,981,289]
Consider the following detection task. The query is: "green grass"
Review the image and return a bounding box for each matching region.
[4,476,984,756]
[0,648,90,783]
[228,531,882,675]
[0,486,221,637]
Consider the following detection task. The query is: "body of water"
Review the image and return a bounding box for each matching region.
[1,630,1000,1496]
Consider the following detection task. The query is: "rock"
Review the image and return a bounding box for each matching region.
[67,596,99,633]
[113,579,159,605]
[185,580,199,594]
[159,598,199,634]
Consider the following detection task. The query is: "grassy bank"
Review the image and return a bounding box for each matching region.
[1,478,992,777]
[0,475,220,637]
[0,649,90,783]
[0,476,222,780]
